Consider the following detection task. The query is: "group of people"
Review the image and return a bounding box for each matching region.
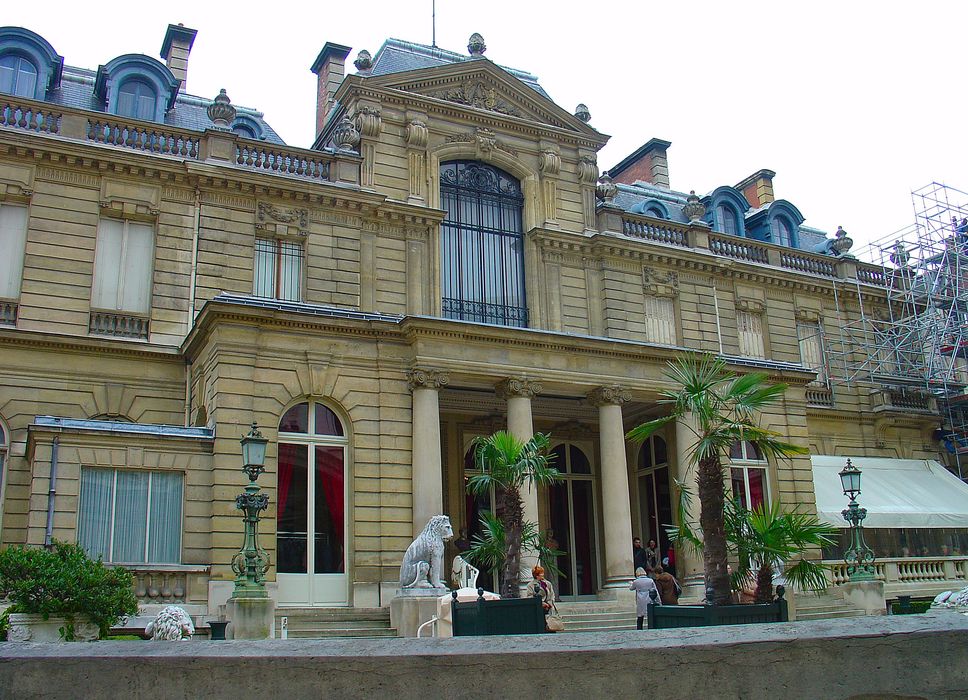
[630,537,681,630]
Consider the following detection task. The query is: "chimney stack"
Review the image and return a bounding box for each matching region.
[160,23,197,93]
[735,169,776,208]
[609,138,672,189]
[311,42,352,139]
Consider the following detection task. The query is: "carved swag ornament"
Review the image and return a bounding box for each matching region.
[257,202,309,235]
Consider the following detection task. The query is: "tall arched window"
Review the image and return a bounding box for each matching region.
[0,54,38,98]
[440,161,527,327]
[715,203,740,235]
[116,78,157,121]
[548,442,599,597]
[276,401,348,605]
[770,217,795,247]
[636,435,672,557]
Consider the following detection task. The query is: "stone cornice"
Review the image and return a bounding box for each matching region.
[0,327,183,362]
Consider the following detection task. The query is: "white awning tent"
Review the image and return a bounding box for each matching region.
[811,456,968,529]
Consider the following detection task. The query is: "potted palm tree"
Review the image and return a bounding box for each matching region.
[627,353,809,609]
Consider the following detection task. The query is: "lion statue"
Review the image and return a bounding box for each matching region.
[399,514,454,589]
[145,605,195,640]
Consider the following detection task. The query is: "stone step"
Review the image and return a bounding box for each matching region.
[283,619,394,631]
[561,612,639,624]
[274,607,388,620]
[286,628,399,639]
[796,609,866,621]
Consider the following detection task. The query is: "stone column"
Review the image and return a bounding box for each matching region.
[675,412,705,598]
[497,376,542,582]
[588,386,634,589]
[408,368,449,538]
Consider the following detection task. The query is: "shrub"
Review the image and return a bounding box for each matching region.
[0,541,138,639]
[891,600,932,615]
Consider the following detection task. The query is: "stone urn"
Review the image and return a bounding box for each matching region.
[7,613,100,642]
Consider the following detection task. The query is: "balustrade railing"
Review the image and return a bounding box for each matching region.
[780,250,836,277]
[89,311,149,340]
[114,565,210,606]
[622,215,689,247]
[856,263,888,286]
[708,235,770,264]
[87,119,200,158]
[824,556,967,589]
[806,387,834,407]
[889,390,930,410]
[0,100,60,134]
[236,141,332,181]
[0,300,17,326]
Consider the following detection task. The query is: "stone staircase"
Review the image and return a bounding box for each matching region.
[274,607,397,639]
[794,592,867,621]
[556,600,639,632]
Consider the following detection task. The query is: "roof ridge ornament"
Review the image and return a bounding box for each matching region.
[467,33,486,57]
[575,103,591,123]
[354,49,373,73]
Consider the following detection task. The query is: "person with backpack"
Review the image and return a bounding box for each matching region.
[653,564,681,605]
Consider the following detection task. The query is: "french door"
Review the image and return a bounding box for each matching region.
[548,443,600,598]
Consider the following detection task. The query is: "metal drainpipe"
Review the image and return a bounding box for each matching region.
[44,436,59,548]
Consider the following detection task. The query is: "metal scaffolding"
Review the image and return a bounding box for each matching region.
[829,183,968,475]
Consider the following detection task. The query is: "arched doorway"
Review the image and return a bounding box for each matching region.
[548,443,599,598]
[636,435,673,568]
[275,401,348,606]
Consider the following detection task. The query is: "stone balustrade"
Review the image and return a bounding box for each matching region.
[824,556,968,597]
[0,98,60,134]
[0,300,17,326]
[89,311,149,340]
[87,118,200,158]
[621,213,690,247]
[115,564,211,607]
[235,139,334,181]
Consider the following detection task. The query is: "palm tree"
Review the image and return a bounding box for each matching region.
[626,353,808,605]
[726,498,837,603]
[466,431,560,598]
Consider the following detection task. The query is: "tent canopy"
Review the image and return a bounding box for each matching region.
[811,456,968,529]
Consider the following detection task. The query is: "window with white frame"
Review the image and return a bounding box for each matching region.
[253,237,303,302]
[91,218,154,314]
[737,310,765,358]
[0,203,28,302]
[644,295,677,345]
[729,441,768,511]
[798,322,828,386]
[0,53,38,98]
[77,467,183,564]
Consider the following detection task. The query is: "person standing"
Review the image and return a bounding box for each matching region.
[629,567,660,630]
[653,565,680,605]
[632,537,648,572]
[645,539,659,571]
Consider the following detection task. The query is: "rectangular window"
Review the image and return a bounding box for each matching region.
[798,322,829,386]
[644,295,676,345]
[91,218,154,314]
[77,467,183,564]
[737,310,765,358]
[253,237,303,302]
[730,466,768,511]
[0,204,28,300]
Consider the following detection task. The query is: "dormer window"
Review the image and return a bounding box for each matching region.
[117,78,157,121]
[704,187,750,237]
[715,203,740,235]
[645,206,665,220]
[770,216,794,247]
[0,54,38,98]
[232,122,256,139]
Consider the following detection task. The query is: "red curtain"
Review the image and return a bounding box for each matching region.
[316,446,345,572]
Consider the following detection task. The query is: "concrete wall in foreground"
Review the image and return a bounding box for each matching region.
[0,612,966,699]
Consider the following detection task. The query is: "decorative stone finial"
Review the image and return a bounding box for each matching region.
[575,103,591,123]
[467,33,486,57]
[682,190,706,223]
[596,171,617,204]
[207,89,236,130]
[333,116,361,152]
[831,225,854,256]
[354,49,373,73]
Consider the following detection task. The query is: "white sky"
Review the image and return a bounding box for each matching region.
[7,1,967,254]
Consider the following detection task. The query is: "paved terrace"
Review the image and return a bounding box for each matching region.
[1,611,966,699]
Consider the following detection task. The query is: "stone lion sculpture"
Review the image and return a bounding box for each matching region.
[399,514,454,589]
[145,605,195,640]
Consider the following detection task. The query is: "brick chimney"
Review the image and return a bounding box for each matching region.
[735,169,776,208]
[311,42,352,139]
[160,23,197,93]
[609,138,671,188]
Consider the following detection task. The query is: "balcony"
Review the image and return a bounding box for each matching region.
[0,300,17,326]
[824,555,967,598]
[89,311,149,340]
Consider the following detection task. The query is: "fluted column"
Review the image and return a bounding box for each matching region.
[408,368,449,538]
[675,412,704,597]
[497,376,542,583]
[589,385,634,588]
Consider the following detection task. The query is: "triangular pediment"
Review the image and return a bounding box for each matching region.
[359,60,602,137]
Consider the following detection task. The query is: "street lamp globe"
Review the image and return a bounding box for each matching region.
[839,458,862,500]
[240,422,268,477]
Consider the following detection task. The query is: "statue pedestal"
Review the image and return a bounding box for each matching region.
[390,588,447,638]
[225,595,275,639]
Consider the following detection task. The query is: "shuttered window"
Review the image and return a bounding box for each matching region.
[91,218,154,314]
[644,295,676,345]
[737,310,765,358]
[0,204,28,300]
[798,322,829,386]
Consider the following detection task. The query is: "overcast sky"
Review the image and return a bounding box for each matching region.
[7,1,967,256]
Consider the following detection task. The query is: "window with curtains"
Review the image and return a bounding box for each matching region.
[0,203,28,303]
[643,295,677,345]
[737,310,765,358]
[91,217,154,314]
[439,160,527,327]
[76,467,183,564]
[276,401,346,575]
[729,441,768,511]
[798,322,829,386]
[253,237,303,302]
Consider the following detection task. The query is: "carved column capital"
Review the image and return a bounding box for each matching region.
[407,368,450,391]
[587,385,631,406]
[496,376,543,400]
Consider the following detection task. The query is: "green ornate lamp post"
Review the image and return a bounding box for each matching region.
[839,459,876,582]
[231,422,270,598]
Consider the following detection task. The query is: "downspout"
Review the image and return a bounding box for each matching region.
[185,187,201,428]
[44,436,59,548]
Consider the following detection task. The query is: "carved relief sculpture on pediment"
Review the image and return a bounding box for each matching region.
[429,79,524,117]
[444,127,517,158]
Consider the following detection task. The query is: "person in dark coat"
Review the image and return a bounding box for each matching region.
[653,564,680,605]
[632,537,648,572]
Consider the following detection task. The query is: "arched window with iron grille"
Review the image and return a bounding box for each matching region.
[439,161,528,327]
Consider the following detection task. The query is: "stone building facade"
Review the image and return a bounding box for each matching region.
[0,24,946,615]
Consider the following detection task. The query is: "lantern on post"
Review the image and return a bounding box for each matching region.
[232,422,271,598]
[839,459,875,582]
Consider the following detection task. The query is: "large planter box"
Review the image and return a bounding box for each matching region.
[452,594,545,636]
[7,613,99,642]
[648,596,789,630]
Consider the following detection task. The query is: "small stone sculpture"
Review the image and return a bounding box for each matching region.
[451,553,480,590]
[399,515,454,588]
[145,605,195,640]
